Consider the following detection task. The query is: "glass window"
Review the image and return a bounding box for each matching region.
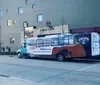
[32,4,35,8]
[0,10,3,16]
[64,35,74,45]
[23,21,28,28]
[44,39,51,46]
[18,7,23,14]
[69,36,74,44]
[6,9,9,12]
[51,38,58,46]
[13,20,16,24]
[10,38,15,44]
[37,39,44,47]
[37,14,43,22]
[28,39,37,46]
[58,37,64,45]
[25,0,28,4]
[7,20,12,26]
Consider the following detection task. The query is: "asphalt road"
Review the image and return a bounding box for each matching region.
[0,55,100,85]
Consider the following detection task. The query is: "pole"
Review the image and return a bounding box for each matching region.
[62,14,64,34]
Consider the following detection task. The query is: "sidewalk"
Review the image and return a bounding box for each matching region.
[0,76,36,85]
[0,55,16,57]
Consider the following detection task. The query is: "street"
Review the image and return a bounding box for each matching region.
[0,55,100,85]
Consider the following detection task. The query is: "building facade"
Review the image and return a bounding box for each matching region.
[0,0,100,51]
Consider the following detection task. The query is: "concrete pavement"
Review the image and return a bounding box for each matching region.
[0,55,100,85]
[0,76,36,85]
[0,71,100,85]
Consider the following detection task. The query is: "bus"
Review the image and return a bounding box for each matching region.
[17,32,100,61]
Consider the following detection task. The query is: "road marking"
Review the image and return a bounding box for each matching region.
[76,64,99,71]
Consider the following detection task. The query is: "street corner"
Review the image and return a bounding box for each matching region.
[0,76,37,85]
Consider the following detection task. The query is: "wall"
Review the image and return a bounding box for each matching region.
[34,25,69,37]
[0,0,100,50]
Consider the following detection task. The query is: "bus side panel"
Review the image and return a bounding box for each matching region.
[27,46,54,55]
[52,44,86,58]
[91,33,100,56]
[66,44,86,58]
[74,33,92,58]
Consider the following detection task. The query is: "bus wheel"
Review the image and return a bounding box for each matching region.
[17,53,22,58]
[57,53,65,61]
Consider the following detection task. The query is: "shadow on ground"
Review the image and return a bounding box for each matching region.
[27,57,100,64]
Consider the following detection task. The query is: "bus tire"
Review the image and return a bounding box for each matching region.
[17,52,22,58]
[57,53,65,61]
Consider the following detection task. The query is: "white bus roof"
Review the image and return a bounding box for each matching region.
[26,33,73,41]
[44,35,59,38]
[44,33,73,38]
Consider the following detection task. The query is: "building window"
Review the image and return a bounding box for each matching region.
[7,20,12,26]
[0,10,3,16]
[13,20,16,24]
[37,14,43,22]
[25,0,28,4]
[23,21,28,28]
[10,38,15,44]
[18,7,23,14]
[32,4,35,8]
[6,9,9,12]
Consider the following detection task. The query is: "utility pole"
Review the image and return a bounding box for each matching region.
[61,14,65,34]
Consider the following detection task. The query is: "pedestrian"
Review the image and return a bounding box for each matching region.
[2,47,5,52]
[8,47,11,52]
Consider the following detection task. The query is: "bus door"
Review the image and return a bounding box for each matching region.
[91,33,100,56]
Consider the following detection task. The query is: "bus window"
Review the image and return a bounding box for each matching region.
[69,36,74,44]
[37,39,44,47]
[51,38,58,46]
[27,39,37,47]
[44,38,51,46]
[64,35,74,45]
[58,37,64,45]
[64,37,69,45]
